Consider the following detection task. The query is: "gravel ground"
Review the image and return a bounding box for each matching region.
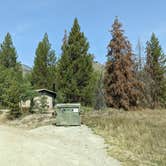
[0,125,120,166]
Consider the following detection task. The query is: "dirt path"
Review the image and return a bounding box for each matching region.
[0,125,120,166]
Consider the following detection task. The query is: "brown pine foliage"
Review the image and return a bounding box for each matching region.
[104,17,143,110]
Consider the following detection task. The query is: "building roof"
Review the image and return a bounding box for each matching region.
[35,89,56,96]
[56,103,81,108]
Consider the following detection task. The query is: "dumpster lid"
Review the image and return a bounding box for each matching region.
[56,103,81,108]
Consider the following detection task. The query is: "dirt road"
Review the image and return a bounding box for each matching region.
[0,125,120,166]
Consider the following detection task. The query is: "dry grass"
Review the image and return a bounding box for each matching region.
[0,112,55,129]
[82,109,166,166]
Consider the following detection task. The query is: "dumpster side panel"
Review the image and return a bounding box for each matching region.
[56,109,81,126]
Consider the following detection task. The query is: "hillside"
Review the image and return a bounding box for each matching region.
[21,61,104,75]
[22,64,32,76]
[93,61,104,73]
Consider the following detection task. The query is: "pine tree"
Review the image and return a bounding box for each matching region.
[104,17,143,110]
[0,66,23,118]
[0,33,24,117]
[0,33,17,68]
[32,33,56,90]
[57,19,95,105]
[132,39,147,107]
[145,33,166,108]
[56,30,70,102]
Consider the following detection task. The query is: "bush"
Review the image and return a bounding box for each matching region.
[34,95,49,113]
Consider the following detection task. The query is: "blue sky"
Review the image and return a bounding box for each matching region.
[0,0,165,66]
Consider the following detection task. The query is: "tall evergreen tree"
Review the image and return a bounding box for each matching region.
[0,33,18,68]
[145,33,166,108]
[32,33,56,90]
[57,19,95,105]
[56,30,70,102]
[131,40,148,107]
[0,63,28,118]
[0,33,25,117]
[104,17,143,110]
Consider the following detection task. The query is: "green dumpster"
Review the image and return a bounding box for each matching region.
[55,103,81,126]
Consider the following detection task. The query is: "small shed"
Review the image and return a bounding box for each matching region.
[55,103,81,126]
[21,89,56,110]
[35,89,56,109]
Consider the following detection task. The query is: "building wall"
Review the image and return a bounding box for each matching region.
[21,95,54,110]
[21,100,31,108]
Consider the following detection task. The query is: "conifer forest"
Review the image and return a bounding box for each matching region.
[0,17,166,116]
